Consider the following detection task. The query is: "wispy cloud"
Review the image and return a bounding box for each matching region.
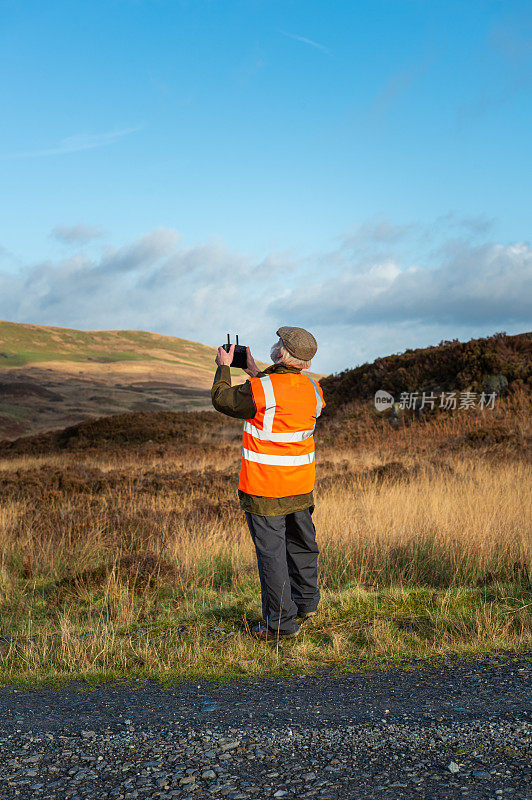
[51,223,105,245]
[2,127,142,159]
[490,13,532,63]
[455,77,528,128]
[365,53,434,126]
[279,30,330,54]
[456,12,532,128]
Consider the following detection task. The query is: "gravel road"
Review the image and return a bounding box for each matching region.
[0,657,530,800]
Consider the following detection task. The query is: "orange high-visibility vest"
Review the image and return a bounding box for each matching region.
[239,372,326,498]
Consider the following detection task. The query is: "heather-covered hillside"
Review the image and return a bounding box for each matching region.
[321,332,532,413]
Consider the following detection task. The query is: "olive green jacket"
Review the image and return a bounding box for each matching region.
[211,363,314,516]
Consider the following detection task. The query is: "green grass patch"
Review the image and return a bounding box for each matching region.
[0,579,530,687]
[0,402,29,420]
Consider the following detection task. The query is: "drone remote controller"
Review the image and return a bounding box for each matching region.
[222,333,248,370]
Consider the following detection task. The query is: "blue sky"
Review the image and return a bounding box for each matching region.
[1,0,531,373]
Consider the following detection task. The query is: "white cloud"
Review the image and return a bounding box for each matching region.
[0,229,292,359]
[1,218,530,373]
[274,240,532,329]
[51,224,105,244]
[98,228,180,275]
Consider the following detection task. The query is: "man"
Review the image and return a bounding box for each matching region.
[211,326,325,641]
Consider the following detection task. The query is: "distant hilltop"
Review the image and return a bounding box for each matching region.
[0,320,251,439]
[0,320,321,440]
[320,331,532,414]
[0,319,220,370]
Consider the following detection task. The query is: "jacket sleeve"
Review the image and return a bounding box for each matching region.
[211,365,256,419]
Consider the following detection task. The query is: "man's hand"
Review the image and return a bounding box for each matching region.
[216,344,234,367]
[244,347,259,378]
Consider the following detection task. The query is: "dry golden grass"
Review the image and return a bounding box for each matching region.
[0,394,530,685]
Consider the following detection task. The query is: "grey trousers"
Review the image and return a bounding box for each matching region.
[245,505,320,634]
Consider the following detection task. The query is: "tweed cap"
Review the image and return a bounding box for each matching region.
[276,326,317,361]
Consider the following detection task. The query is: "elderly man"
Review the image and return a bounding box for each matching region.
[211,326,325,641]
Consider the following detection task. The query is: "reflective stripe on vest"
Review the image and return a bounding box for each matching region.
[260,375,276,433]
[308,376,324,418]
[243,420,315,442]
[242,448,316,466]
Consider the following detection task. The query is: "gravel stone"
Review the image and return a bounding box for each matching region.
[0,657,530,799]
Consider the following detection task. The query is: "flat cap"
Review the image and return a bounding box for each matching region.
[276,326,317,361]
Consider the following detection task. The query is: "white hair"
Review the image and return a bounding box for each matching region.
[270,338,311,370]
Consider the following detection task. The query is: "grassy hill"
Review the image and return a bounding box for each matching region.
[0,320,218,370]
[0,320,270,439]
[0,320,324,439]
[321,331,532,414]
